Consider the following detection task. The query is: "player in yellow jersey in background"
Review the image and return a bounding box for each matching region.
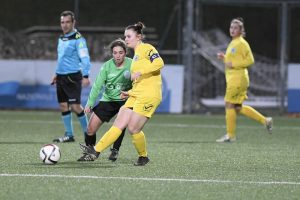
[216,17,273,143]
[80,22,164,165]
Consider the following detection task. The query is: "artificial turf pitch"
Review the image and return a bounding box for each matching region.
[0,110,299,200]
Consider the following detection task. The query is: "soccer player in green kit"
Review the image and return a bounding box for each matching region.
[77,39,132,161]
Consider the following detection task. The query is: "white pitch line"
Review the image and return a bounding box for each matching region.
[0,173,299,185]
[0,119,300,130]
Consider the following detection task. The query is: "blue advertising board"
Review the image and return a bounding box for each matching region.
[0,60,184,113]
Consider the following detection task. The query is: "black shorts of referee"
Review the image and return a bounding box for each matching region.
[56,71,83,104]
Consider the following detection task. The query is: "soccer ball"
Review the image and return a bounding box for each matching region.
[39,144,61,165]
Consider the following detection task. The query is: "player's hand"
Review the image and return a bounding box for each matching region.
[51,76,57,85]
[217,52,225,60]
[120,91,129,100]
[225,62,233,69]
[82,78,90,87]
[131,72,142,81]
[84,106,92,113]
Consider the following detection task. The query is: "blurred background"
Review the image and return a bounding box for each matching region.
[1,0,300,114]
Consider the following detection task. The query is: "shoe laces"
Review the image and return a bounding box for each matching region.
[82,153,94,161]
[110,148,118,155]
[80,144,99,159]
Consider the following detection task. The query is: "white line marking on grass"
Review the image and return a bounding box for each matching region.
[1,119,300,130]
[1,173,299,185]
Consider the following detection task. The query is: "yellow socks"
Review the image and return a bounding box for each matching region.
[93,126,148,157]
[225,105,265,139]
[131,131,147,157]
[240,105,266,125]
[226,108,237,138]
[94,126,122,152]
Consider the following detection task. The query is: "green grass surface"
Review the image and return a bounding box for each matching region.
[0,110,299,200]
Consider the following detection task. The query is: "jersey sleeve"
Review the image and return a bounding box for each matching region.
[76,37,91,76]
[232,42,254,69]
[140,44,164,75]
[86,64,107,107]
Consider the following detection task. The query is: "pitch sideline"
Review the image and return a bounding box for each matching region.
[0,173,299,185]
[0,119,299,130]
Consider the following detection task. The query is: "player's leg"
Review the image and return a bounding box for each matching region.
[239,105,273,134]
[71,104,88,136]
[53,76,74,143]
[77,112,102,161]
[108,101,127,161]
[86,101,118,147]
[95,106,131,152]
[216,102,237,142]
[217,80,246,142]
[85,112,102,145]
[216,83,239,143]
[239,105,265,124]
[93,101,127,161]
[128,97,161,166]
[109,129,126,161]
[67,71,88,136]
[55,103,75,142]
[226,102,237,140]
[80,106,132,159]
[112,129,126,150]
[127,112,149,166]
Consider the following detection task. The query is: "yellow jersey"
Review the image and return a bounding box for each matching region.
[128,43,164,99]
[224,36,254,82]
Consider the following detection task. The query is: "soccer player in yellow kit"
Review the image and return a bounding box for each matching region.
[216,17,273,142]
[80,22,164,165]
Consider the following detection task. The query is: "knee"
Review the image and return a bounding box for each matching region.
[59,103,69,112]
[71,104,84,114]
[234,104,242,113]
[127,124,140,134]
[86,126,94,135]
[87,116,102,135]
[127,125,135,134]
[225,102,234,109]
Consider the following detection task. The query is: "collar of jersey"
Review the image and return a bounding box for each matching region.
[63,29,77,37]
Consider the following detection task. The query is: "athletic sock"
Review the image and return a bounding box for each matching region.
[131,131,147,157]
[77,111,88,134]
[62,111,73,137]
[85,133,96,146]
[226,108,237,138]
[112,129,126,151]
[240,105,266,125]
[94,126,122,152]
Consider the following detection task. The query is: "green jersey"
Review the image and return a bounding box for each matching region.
[86,57,132,107]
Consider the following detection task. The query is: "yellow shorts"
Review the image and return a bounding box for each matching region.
[124,96,161,118]
[225,76,249,104]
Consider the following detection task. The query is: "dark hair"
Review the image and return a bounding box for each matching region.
[60,10,75,22]
[109,38,127,53]
[125,21,145,37]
